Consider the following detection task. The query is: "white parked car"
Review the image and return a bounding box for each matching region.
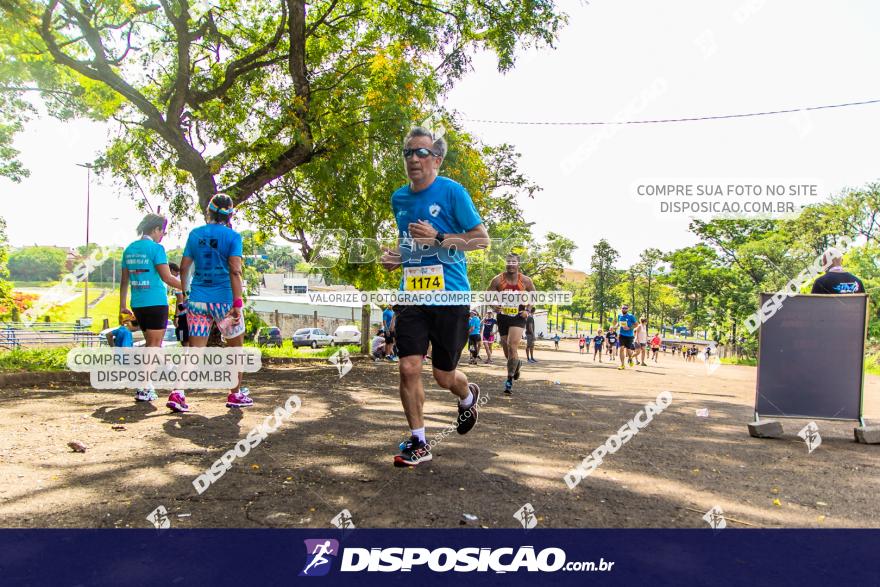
[292,327,333,348]
[134,323,180,347]
[332,325,361,345]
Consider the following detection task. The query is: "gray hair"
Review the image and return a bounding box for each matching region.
[404,126,447,158]
[136,213,167,236]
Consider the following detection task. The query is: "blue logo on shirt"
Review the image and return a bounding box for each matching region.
[391,176,483,293]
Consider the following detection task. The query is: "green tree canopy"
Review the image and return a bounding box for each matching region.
[590,238,619,326]
[663,244,721,334]
[8,245,67,281]
[566,279,591,320]
[0,217,12,311]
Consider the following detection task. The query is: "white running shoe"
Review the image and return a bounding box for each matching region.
[135,388,158,402]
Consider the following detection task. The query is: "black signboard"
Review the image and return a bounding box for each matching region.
[755,293,868,423]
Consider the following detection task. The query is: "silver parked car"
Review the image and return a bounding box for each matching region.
[292,327,333,348]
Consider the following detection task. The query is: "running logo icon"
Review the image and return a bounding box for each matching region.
[331,509,356,530]
[146,505,170,529]
[703,505,726,530]
[300,539,340,577]
[328,348,352,378]
[429,203,441,217]
[514,503,538,529]
[798,421,822,453]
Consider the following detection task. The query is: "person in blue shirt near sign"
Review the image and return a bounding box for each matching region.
[120,213,182,402]
[467,309,482,365]
[382,306,396,360]
[617,304,638,370]
[175,194,250,414]
[106,316,138,347]
[380,126,490,467]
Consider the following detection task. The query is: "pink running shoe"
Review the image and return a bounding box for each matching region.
[226,390,254,408]
[166,391,190,413]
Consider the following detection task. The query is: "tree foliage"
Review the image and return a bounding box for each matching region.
[8,245,67,281]
[0,217,13,312]
[1,0,565,212]
[589,238,619,326]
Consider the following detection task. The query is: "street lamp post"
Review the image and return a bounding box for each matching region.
[76,163,93,322]
[111,217,119,286]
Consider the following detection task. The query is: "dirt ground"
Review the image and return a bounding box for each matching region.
[1,339,878,529]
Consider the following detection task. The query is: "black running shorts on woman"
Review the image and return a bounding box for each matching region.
[496,312,527,337]
[393,305,469,371]
[133,304,169,331]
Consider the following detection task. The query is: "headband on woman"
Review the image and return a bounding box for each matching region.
[208,200,233,215]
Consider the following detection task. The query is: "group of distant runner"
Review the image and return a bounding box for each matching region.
[576,316,664,367]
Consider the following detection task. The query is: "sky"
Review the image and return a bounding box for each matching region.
[2,0,879,268]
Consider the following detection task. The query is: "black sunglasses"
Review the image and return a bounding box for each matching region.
[403,147,438,159]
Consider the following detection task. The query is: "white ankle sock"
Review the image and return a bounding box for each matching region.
[459,390,475,408]
[411,427,426,443]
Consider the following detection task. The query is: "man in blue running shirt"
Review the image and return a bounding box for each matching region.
[617,304,638,370]
[380,126,490,467]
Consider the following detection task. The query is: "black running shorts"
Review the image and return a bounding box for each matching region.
[619,335,635,350]
[132,305,169,332]
[496,313,527,337]
[393,305,469,372]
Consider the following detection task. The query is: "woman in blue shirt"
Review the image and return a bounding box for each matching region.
[120,213,182,402]
[175,194,248,413]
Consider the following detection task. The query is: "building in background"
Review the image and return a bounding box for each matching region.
[251,272,382,336]
[249,294,383,337]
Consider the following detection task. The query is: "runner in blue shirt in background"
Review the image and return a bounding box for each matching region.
[382,306,396,360]
[616,304,638,370]
[593,329,605,363]
[467,310,482,365]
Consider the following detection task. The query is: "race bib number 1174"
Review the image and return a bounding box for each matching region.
[404,265,444,291]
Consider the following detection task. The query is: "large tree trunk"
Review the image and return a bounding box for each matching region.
[360,304,371,355]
